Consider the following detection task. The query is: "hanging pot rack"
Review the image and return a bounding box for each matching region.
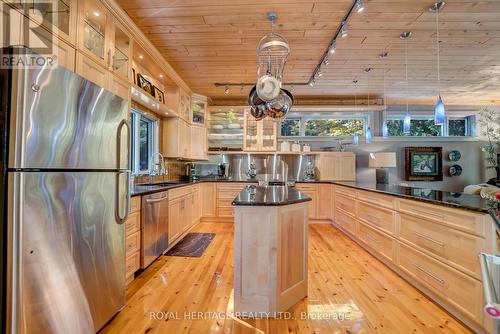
[214,0,362,90]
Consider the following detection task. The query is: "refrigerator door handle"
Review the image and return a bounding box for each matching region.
[116,119,131,224]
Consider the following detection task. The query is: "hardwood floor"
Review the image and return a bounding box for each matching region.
[101,223,472,334]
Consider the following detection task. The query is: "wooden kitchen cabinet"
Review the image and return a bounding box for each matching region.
[125,196,141,284]
[110,19,132,81]
[191,94,207,126]
[295,184,317,220]
[316,184,333,220]
[190,125,208,160]
[201,183,216,218]
[243,110,277,151]
[76,51,107,88]
[168,197,183,244]
[77,0,111,67]
[162,118,191,159]
[316,152,356,181]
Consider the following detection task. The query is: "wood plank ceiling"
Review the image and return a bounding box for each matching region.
[117,0,500,105]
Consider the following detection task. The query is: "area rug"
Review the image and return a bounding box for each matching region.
[165,232,215,257]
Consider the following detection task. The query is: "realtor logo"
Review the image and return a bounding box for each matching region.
[0,1,57,68]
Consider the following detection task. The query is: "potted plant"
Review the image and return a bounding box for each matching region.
[478,108,500,186]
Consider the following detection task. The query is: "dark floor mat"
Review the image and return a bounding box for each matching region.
[165,232,215,257]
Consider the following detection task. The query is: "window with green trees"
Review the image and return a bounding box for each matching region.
[304,119,364,137]
[281,119,300,136]
[387,119,442,136]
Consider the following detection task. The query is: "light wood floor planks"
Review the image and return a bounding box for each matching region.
[101,223,472,334]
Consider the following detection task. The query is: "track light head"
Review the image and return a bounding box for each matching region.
[224,85,230,94]
[429,1,446,13]
[400,31,412,40]
[340,23,348,38]
[356,0,365,13]
[329,41,337,54]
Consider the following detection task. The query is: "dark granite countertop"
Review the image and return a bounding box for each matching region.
[334,181,499,214]
[131,178,499,219]
[232,185,312,206]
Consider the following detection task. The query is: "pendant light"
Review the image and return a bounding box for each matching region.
[400,31,412,134]
[430,2,447,125]
[353,79,359,145]
[379,52,389,138]
[365,74,372,144]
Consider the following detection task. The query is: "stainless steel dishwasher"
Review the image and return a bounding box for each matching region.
[141,191,169,268]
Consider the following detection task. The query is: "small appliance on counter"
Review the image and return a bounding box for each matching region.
[304,160,316,181]
[218,162,230,178]
[280,140,291,152]
[246,161,257,179]
[291,141,301,152]
[186,163,199,180]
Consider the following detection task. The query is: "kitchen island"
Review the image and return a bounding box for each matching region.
[232,186,311,316]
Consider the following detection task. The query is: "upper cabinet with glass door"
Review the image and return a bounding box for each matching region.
[78,0,110,66]
[9,0,77,44]
[191,94,207,126]
[110,19,132,81]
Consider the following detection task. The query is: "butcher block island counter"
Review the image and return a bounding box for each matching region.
[231,186,311,316]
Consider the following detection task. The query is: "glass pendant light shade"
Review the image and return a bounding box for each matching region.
[365,127,372,144]
[353,133,359,145]
[403,112,411,134]
[434,95,446,125]
[382,122,389,138]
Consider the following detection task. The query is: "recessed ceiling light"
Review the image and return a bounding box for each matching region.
[159,74,164,78]
[93,11,100,17]
[138,54,144,59]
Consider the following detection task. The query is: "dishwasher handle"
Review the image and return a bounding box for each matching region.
[479,252,500,320]
[145,195,169,203]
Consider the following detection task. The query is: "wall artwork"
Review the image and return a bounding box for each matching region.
[404,147,443,181]
[137,73,153,96]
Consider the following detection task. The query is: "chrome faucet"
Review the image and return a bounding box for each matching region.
[149,152,166,183]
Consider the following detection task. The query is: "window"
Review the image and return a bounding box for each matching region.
[386,116,473,137]
[280,119,300,136]
[386,119,442,137]
[280,116,366,137]
[304,119,364,137]
[448,119,467,136]
[131,110,159,174]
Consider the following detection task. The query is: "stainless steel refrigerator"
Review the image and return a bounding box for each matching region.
[1,53,131,333]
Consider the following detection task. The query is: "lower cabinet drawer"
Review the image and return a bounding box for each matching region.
[217,207,234,218]
[126,250,140,278]
[125,211,140,236]
[357,201,396,235]
[398,243,483,325]
[335,208,357,235]
[217,198,233,208]
[399,213,484,279]
[125,231,140,256]
[335,194,356,216]
[358,222,395,262]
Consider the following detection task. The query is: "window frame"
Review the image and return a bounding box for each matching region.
[130,110,159,175]
[385,114,474,137]
[280,114,369,138]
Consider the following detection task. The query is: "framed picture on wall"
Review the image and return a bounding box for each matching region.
[404,147,443,181]
[153,86,165,104]
[137,73,153,96]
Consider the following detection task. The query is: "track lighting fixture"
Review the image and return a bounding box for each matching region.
[323,56,329,66]
[224,85,230,95]
[340,23,348,38]
[329,41,336,54]
[356,0,365,13]
[317,70,323,77]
